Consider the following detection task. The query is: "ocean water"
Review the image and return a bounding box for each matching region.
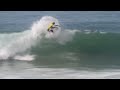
[0,11,120,79]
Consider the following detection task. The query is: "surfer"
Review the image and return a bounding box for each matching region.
[47,22,60,33]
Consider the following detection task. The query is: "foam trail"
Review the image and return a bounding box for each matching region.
[13,55,35,61]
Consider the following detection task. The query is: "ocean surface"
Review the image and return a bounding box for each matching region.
[0,11,120,79]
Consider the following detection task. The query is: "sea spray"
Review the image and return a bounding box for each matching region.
[0,16,77,60]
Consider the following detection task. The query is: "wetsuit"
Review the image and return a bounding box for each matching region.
[47,23,54,32]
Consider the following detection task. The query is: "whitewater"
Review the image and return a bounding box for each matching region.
[0,16,79,61]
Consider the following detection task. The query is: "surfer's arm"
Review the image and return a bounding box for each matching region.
[54,25,60,27]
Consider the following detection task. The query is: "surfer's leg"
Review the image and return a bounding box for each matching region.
[50,30,53,32]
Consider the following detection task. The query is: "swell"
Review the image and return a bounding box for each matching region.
[31,32,120,68]
[31,32,120,55]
